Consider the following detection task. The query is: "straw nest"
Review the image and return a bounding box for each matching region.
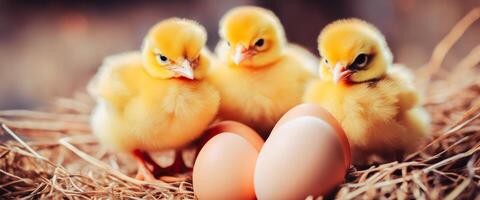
[1,8,480,200]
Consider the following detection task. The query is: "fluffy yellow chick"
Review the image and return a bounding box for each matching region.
[209,6,317,135]
[88,18,219,180]
[304,19,430,164]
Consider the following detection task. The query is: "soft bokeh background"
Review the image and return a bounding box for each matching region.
[0,0,478,109]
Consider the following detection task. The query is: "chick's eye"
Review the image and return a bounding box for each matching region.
[160,56,167,61]
[353,54,368,68]
[155,54,169,64]
[255,39,264,47]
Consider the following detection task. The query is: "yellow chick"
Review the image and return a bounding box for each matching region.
[304,19,430,164]
[209,6,317,135]
[88,18,219,180]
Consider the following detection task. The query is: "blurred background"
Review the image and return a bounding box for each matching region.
[0,0,478,109]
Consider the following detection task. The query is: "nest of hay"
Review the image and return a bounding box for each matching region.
[1,8,480,200]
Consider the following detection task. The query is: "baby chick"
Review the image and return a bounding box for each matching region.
[304,19,430,164]
[88,18,219,180]
[209,6,317,135]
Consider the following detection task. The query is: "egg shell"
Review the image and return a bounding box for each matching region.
[198,121,264,151]
[273,103,351,168]
[254,116,346,199]
[193,133,258,200]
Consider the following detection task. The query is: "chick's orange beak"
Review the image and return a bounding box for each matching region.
[333,63,352,84]
[233,45,255,65]
[170,60,194,80]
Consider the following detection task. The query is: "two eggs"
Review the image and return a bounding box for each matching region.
[193,104,351,199]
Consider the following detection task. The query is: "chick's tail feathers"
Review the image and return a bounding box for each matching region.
[403,107,432,153]
[87,51,141,99]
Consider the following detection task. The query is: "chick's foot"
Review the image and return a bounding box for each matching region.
[132,150,163,181]
[132,149,191,182]
[158,150,191,176]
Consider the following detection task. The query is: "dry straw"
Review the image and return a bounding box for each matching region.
[1,8,480,199]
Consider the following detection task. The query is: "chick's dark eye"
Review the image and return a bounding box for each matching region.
[155,54,169,64]
[159,55,167,62]
[353,54,368,68]
[255,39,264,47]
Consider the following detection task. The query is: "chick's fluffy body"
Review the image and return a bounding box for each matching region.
[209,51,314,134]
[305,19,430,164]
[88,19,219,153]
[90,52,219,152]
[210,6,316,134]
[305,66,430,163]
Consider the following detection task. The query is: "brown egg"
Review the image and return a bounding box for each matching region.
[197,121,264,151]
[273,103,351,168]
[254,116,347,199]
[193,133,259,200]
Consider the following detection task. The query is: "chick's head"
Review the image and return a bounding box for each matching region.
[318,19,392,83]
[142,18,209,80]
[219,6,286,68]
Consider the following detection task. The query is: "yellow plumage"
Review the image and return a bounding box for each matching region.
[209,6,317,135]
[88,18,219,179]
[304,19,430,164]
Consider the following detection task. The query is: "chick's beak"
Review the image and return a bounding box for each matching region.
[233,45,254,65]
[333,63,352,84]
[171,60,194,80]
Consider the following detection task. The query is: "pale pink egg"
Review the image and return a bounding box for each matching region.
[193,121,264,200]
[254,104,350,199]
